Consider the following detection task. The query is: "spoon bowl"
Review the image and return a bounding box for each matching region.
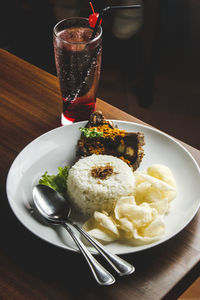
[33,184,71,223]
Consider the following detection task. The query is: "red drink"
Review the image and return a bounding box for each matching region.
[53,18,102,124]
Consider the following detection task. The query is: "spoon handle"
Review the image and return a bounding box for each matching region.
[62,222,115,285]
[71,222,135,276]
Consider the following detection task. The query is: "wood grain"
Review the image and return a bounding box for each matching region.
[0,48,200,300]
[179,276,200,299]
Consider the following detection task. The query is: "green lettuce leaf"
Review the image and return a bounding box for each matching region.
[39,165,69,198]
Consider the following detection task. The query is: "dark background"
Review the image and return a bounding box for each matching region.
[0,0,200,149]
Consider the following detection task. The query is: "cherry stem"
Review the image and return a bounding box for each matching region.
[89,2,95,14]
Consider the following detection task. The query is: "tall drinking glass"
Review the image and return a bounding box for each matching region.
[53,17,102,125]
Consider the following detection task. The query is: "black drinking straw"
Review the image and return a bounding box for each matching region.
[90,4,142,40]
[66,4,142,104]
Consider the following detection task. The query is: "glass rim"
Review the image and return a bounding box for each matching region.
[53,17,102,45]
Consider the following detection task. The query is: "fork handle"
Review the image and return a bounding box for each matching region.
[62,222,115,285]
[70,222,135,276]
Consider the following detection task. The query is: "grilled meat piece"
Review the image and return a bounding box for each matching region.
[86,110,114,129]
[77,111,145,171]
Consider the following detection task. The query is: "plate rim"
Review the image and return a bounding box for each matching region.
[6,120,200,255]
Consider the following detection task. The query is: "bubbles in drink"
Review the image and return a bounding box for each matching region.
[54,25,102,123]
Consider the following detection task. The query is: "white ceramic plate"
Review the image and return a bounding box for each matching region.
[6,121,200,255]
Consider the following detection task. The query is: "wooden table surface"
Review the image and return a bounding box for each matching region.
[0,48,200,300]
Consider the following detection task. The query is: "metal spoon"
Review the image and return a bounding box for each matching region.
[33,185,135,282]
[33,184,114,285]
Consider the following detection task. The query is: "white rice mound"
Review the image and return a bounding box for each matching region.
[67,154,135,216]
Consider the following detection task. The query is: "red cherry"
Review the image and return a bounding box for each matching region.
[89,2,102,28]
[89,13,102,28]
